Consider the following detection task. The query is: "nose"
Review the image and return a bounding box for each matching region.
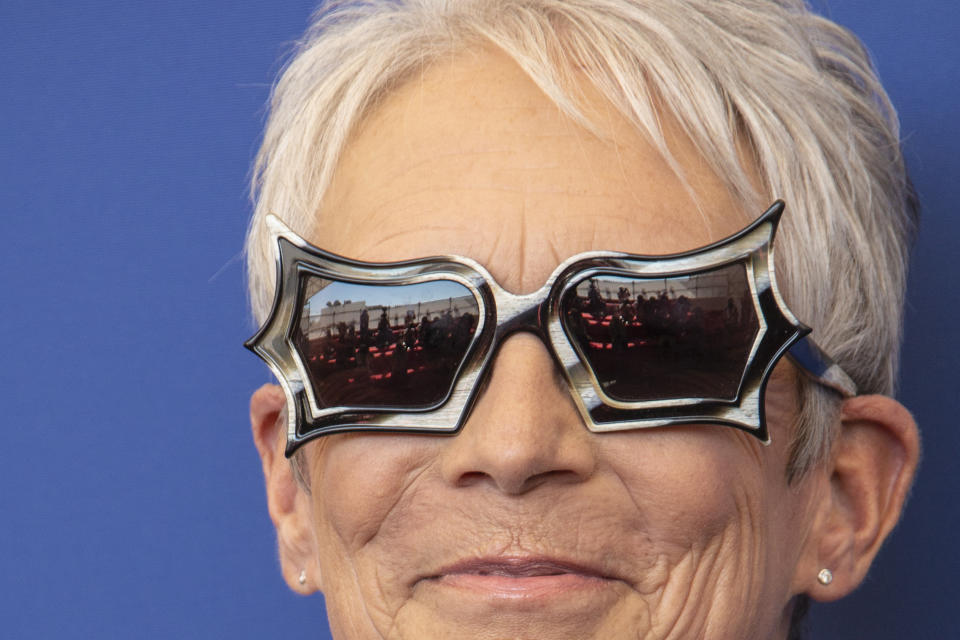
[439,332,598,494]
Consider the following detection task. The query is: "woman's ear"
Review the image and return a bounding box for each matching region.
[800,395,919,601]
[250,384,321,594]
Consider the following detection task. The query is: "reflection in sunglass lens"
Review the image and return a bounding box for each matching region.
[561,263,759,402]
[293,276,479,409]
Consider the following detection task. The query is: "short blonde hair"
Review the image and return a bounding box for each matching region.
[246,0,916,477]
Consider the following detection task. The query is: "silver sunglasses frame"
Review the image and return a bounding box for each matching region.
[246,201,856,456]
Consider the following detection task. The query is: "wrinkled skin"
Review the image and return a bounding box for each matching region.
[252,49,919,640]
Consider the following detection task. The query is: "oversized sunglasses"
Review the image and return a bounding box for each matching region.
[246,201,856,456]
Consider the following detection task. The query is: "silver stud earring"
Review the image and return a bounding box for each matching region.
[298,569,307,586]
[817,568,833,585]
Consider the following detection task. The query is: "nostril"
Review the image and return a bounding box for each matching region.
[523,468,590,491]
[454,467,590,494]
[456,471,489,488]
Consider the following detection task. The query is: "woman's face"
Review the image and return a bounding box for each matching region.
[289,50,824,640]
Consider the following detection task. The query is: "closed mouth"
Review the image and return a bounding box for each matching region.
[427,556,612,582]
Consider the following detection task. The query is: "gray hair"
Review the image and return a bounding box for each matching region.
[246,0,916,479]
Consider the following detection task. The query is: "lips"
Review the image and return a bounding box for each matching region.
[420,555,615,600]
[436,556,606,579]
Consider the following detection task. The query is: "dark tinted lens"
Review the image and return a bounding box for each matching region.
[292,276,479,409]
[561,263,759,401]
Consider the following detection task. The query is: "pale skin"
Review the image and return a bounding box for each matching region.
[251,49,919,639]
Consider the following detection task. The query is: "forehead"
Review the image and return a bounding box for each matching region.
[317,48,754,294]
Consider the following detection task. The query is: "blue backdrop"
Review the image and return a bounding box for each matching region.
[2,1,956,637]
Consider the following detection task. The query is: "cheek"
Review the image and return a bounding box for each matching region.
[599,431,789,636]
[600,430,770,572]
[310,435,439,552]
[605,430,755,515]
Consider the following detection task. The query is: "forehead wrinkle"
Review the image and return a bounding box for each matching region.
[478,223,511,281]
[343,225,499,262]
[518,195,528,287]
[376,146,622,196]
[562,104,648,213]
[330,186,516,251]
[545,235,563,266]
[355,184,527,216]
[369,147,527,183]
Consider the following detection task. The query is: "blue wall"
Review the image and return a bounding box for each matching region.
[2,1,956,637]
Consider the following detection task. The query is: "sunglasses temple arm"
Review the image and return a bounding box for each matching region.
[786,336,858,398]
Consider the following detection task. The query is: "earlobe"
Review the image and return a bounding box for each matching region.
[250,384,321,594]
[802,395,919,601]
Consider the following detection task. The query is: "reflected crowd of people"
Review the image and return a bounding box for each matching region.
[563,276,759,400]
[294,273,758,405]
[295,302,477,407]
